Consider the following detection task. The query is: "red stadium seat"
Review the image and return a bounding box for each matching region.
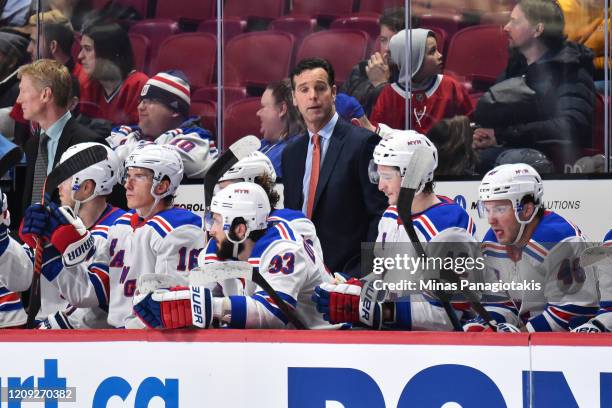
[582,93,606,156]
[444,25,509,92]
[224,0,284,20]
[129,19,180,74]
[357,0,405,14]
[192,86,248,107]
[417,11,467,38]
[116,0,149,18]
[155,0,214,23]
[223,98,262,149]
[128,33,150,73]
[296,29,370,86]
[190,100,217,135]
[197,18,246,43]
[270,16,316,52]
[224,31,294,89]
[331,15,380,39]
[290,0,354,19]
[152,33,217,89]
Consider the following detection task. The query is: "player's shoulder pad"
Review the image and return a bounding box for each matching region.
[112,210,134,227]
[268,208,308,224]
[382,205,398,220]
[249,221,300,267]
[146,207,203,238]
[530,211,583,250]
[91,206,127,238]
[413,200,476,241]
[179,124,214,141]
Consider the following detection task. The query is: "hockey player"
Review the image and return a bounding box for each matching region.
[201,151,327,297]
[572,229,612,333]
[132,182,335,329]
[16,142,124,328]
[25,144,205,328]
[107,70,218,179]
[466,163,599,332]
[0,190,28,327]
[312,130,479,331]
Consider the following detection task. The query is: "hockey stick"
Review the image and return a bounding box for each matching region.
[26,144,108,328]
[395,148,463,331]
[0,143,23,179]
[204,135,260,208]
[190,261,307,329]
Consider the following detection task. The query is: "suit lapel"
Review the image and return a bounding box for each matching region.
[53,117,74,167]
[313,120,345,211]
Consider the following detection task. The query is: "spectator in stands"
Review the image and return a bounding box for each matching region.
[256,79,305,180]
[47,0,93,31]
[11,11,88,145]
[16,59,105,211]
[370,28,473,134]
[0,0,30,27]
[283,58,386,276]
[558,0,609,90]
[340,7,404,116]
[107,70,218,179]
[472,0,595,172]
[78,23,148,126]
[0,31,28,108]
[426,115,479,176]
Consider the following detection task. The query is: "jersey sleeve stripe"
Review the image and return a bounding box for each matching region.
[88,263,110,307]
[228,295,247,329]
[413,221,432,241]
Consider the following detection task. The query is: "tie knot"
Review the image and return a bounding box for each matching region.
[311,134,320,146]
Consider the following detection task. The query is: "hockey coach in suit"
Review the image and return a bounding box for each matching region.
[16,59,106,214]
[282,58,387,277]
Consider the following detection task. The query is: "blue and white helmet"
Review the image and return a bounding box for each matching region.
[210,182,270,243]
[218,151,276,183]
[123,143,184,198]
[370,129,438,193]
[60,142,119,201]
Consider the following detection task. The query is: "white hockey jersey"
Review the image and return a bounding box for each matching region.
[206,221,334,329]
[41,205,125,328]
[481,211,599,331]
[0,228,28,327]
[594,229,612,330]
[373,197,479,331]
[108,121,218,178]
[203,208,328,297]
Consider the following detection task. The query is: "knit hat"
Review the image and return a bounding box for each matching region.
[140,70,191,117]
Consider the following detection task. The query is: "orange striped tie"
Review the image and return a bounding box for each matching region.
[307,134,320,218]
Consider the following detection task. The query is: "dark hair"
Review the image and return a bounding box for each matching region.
[82,23,134,79]
[254,173,280,209]
[290,58,335,89]
[427,116,478,176]
[422,181,434,195]
[379,7,406,33]
[520,194,545,219]
[266,79,305,138]
[44,23,74,56]
[518,0,566,50]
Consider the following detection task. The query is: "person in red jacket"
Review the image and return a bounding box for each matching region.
[370,28,473,134]
[77,23,148,126]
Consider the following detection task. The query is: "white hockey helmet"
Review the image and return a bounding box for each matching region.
[123,144,184,217]
[369,129,438,193]
[59,142,119,211]
[209,182,271,244]
[218,151,277,183]
[477,163,544,237]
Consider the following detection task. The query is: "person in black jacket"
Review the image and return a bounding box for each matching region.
[473,0,595,172]
[13,59,107,223]
[339,7,404,116]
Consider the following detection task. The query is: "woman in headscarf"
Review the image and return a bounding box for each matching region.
[370,28,473,134]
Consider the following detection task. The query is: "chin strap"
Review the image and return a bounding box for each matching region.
[511,204,540,245]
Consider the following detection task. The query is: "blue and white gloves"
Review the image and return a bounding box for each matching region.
[19,201,94,267]
[133,285,217,329]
